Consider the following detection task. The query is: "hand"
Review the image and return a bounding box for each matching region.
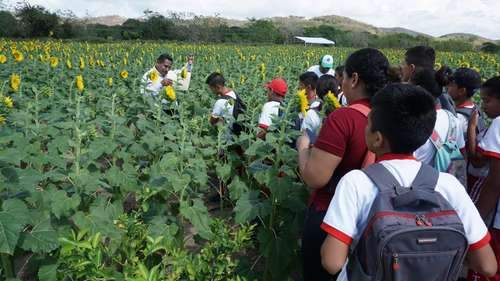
[187,55,194,64]
[161,78,173,86]
[469,109,479,129]
[296,133,311,150]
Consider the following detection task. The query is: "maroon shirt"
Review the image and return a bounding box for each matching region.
[310,99,371,211]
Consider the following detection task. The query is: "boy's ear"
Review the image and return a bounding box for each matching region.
[373,131,386,151]
[351,72,360,89]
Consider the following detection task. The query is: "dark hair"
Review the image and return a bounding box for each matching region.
[344,48,389,99]
[482,76,500,99]
[435,65,454,89]
[405,46,435,69]
[387,65,402,83]
[371,83,437,154]
[450,68,481,98]
[316,75,338,100]
[299,71,319,90]
[410,67,441,98]
[205,72,225,87]
[335,65,345,76]
[157,53,173,63]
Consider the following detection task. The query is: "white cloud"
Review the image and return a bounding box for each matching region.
[5,0,500,39]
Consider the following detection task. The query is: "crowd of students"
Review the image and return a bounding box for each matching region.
[144,46,500,281]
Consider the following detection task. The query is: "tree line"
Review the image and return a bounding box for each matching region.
[0,2,499,53]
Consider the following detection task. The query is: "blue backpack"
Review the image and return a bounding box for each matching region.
[429,110,464,172]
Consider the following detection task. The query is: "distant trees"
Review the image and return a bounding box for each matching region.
[0,1,493,53]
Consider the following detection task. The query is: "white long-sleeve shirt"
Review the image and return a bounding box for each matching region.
[141,64,192,97]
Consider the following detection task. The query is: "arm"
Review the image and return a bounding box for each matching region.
[467,110,487,168]
[297,134,342,189]
[467,244,498,277]
[257,128,267,140]
[477,158,500,217]
[210,116,224,126]
[321,236,349,275]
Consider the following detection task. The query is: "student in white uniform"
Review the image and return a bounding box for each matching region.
[320,83,497,280]
[298,72,322,143]
[308,55,335,78]
[468,76,500,280]
[257,78,288,139]
[141,53,193,97]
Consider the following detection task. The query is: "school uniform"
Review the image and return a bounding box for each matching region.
[258,101,281,130]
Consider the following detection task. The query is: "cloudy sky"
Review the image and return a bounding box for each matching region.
[5,0,500,39]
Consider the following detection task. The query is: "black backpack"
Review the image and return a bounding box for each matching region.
[219,94,247,135]
[347,163,468,281]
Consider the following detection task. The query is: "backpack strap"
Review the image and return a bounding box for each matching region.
[349,103,376,168]
[363,163,402,192]
[410,163,439,191]
[456,107,474,119]
[444,110,458,144]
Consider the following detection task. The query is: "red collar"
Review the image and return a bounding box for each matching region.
[351,98,371,107]
[457,101,474,109]
[376,153,416,163]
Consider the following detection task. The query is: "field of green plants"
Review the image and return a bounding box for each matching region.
[0,40,499,281]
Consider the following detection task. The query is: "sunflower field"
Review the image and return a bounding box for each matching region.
[0,40,499,281]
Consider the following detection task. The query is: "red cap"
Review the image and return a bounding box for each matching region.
[266,78,288,97]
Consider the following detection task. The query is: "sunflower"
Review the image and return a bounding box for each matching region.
[164,86,176,102]
[12,50,24,62]
[107,77,113,87]
[120,70,129,79]
[150,70,159,82]
[181,67,188,79]
[297,89,309,117]
[0,55,6,64]
[79,57,85,70]
[325,91,341,110]
[50,57,59,68]
[0,115,6,125]
[3,96,14,108]
[10,74,21,92]
[76,75,84,92]
[66,59,72,69]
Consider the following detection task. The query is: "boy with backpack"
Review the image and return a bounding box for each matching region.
[411,68,466,174]
[297,72,323,143]
[467,77,500,280]
[257,78,288,140]
[320,83,497,281]
[206,72,246,137]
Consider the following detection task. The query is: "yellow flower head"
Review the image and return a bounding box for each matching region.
[76,75,84,92]
[150,70,159,82]
[181,67,188,79]
[10,74,21,92]
[3,96,14,109]
[66,59,72,69]
[164,86,176,101]
[12,50,24,62]
[0,54,7,64]
[325,91,341,110]
[79,57,85,69]
[107,77,113,87]
[120,70,129,79]
[50,57,59,68]
[0,115,6,125]
[297,89,309,117]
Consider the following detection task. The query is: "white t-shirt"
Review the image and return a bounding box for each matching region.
[478,117,500,229]
[307,65,335,78]
[338,92,348,107]
[212,91,236,122]
[300,100,322,135]
[141,65,192,97]
[415,109,465,165]
[322,159,490,281]
[258,101,281,129]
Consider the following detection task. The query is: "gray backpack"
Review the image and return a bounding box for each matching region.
[347,163,468,281]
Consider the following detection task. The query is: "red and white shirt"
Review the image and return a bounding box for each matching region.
[311,99,371,211]
[258,101,281,129]
[478,116,500,229]
[322,155,491,281]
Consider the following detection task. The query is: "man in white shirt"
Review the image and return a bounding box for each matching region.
[141,53,193,98]
[308,55,335,78]
[257,78,288,139]
[206,72,236,128]
[320,83,496,280]
[298,72,323,143]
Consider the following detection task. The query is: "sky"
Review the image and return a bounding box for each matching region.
[4,0,500,40]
